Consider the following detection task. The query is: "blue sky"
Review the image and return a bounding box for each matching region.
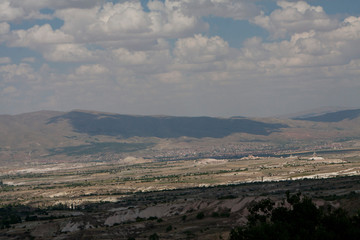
[1,0,360,117]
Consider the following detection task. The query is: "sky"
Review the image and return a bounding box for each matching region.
[0,0,360,117]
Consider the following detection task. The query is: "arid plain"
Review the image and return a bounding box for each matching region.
[1,109,360,239]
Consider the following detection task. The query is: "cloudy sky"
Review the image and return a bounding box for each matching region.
[1,0,360,117]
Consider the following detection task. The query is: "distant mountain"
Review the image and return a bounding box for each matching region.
[48,110,287,138]
[2,109,360,165]
[275,106,348,119]
[293,109,360,122]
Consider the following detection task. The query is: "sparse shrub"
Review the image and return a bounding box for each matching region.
[149,233,159,240]
[166,225,172,232]
[25,215,38,221]
[196,212,204,220]
[218,195,237,200]
[212,212,220,218]
[229,192,360,240]
[136,217,145,222]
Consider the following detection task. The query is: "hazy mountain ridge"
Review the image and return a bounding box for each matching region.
[275,106,348,119]
[1,109,360,165]
[48,110,287,138]
[293,108,360,122]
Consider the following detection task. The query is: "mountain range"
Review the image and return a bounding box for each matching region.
[1,108,360,165]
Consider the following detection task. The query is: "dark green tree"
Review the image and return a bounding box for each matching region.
[149,233,159,240]
[229,192,360,240]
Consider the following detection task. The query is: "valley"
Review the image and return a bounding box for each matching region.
[1,109,360,239]
[1,157,360,239]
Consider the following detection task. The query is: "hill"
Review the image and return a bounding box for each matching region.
[1,109,360,166]
[48,110,287,138]
[293,108,360,122]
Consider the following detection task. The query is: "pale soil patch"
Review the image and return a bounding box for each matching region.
[195,158,228,165]
[61,221,81,233]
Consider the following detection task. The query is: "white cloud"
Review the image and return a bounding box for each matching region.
[75,64,109,76]
[147,1,205,37]
[0,0,100,22]
[234,14,360,71]
[112,48,148,65]
[0,0,53,21]
[174,34,229,64]
[2,1,206,64]
[0,57,11,64]
[54,1,205,49]
[0,63,36,82]
[2,86,17,95]
[1,1,360,116]
[21,57,36,63]
[43,43,94,62]
[0,22,10,35]
[0,1,25,21]
[109,45,171,72]
[10,0,100,10]
[156,71,183,83]
[179,0,260,20]
[9,24,73,48]
[252,0,339,39]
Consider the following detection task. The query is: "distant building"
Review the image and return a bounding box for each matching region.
[309,152,324,160]
[241,155,260,160]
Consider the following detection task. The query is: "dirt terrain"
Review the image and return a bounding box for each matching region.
[1,150,360,239]
[1,149,360,207]
[1,110,360,239]
[1,174,360,240]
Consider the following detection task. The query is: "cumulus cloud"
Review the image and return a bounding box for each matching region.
[0,0,53,21]
[179,0,260,20]
[112,48,148,65]
[0,22,9,35]
[2,85,17,95]
[148,1,204,37]
[0,0,100,22]
[0,1,25,21]
[1,1,360,116]
[54,1,205,50]
[21,57,36,63]
[258,16,360,68]
[75,64,109,76]
[9,24,73,48]
[0,57,11,64]
[252,0,339,39]
[0,64,37,85]
[43,43,95,62]
[174,34,229,64]
[10,0,100,10]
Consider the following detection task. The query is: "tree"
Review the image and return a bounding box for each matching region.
[229,192,360,240]
[149,233,159,240]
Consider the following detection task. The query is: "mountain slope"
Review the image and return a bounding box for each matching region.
[48,110,287,138]
[293,109,360,122]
